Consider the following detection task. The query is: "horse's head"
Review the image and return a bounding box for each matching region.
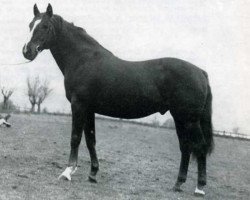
[23,4,56,61]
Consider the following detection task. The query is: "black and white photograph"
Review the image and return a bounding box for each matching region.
[0,0,249,199]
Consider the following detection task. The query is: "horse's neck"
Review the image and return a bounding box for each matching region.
[50,21,105,75]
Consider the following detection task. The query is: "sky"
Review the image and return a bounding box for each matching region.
[0,0,249,134]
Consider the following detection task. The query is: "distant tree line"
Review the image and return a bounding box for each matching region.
[0,76,52,113]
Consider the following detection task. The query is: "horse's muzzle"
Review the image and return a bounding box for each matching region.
[22,43,38,61]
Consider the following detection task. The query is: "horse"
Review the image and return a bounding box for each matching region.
[22,4,214,196]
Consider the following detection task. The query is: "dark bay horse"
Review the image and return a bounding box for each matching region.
[23,4,214,196]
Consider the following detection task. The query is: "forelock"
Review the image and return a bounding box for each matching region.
[29,16,42,31]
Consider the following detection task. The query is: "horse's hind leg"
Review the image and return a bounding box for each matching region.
[173,120,191,192]
[187,120,207,196]
[173,117,207,195]
[83,112,99,183]
[195,154,206,196]
[195,87,214,195]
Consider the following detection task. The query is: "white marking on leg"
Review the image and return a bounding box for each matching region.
[58,166,77,181]
[24,19,41,47]
[194,186,205,195]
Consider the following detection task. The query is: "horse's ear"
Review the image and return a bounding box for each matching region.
[46,3,53,18]
[33,4,40,17]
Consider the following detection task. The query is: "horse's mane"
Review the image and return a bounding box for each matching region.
[51,14,112,54]
[65,22,100,46]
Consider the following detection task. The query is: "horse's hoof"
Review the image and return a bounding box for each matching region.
[173,185,183,192]
[88,175,97,183]
[173,183,183,192]
[194,186,205,196]
[173,182,183,192]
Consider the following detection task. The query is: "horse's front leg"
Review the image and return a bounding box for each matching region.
[59,99,85,181]
[84,112,99,183]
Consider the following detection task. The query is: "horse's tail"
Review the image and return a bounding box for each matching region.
[200,74,214,155]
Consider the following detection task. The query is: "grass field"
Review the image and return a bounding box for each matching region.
[0,114,249,200]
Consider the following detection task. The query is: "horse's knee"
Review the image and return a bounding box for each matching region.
[179,141,192,154]
[71,134,82,147]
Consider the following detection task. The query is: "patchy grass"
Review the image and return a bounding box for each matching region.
[0,114,249,200]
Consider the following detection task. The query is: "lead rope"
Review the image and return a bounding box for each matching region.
[0,60,32,66]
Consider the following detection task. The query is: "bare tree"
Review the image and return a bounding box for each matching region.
[1,87,14,110]
[37,80,52,113]
[26,76,52,113]
[27,76,39,112]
